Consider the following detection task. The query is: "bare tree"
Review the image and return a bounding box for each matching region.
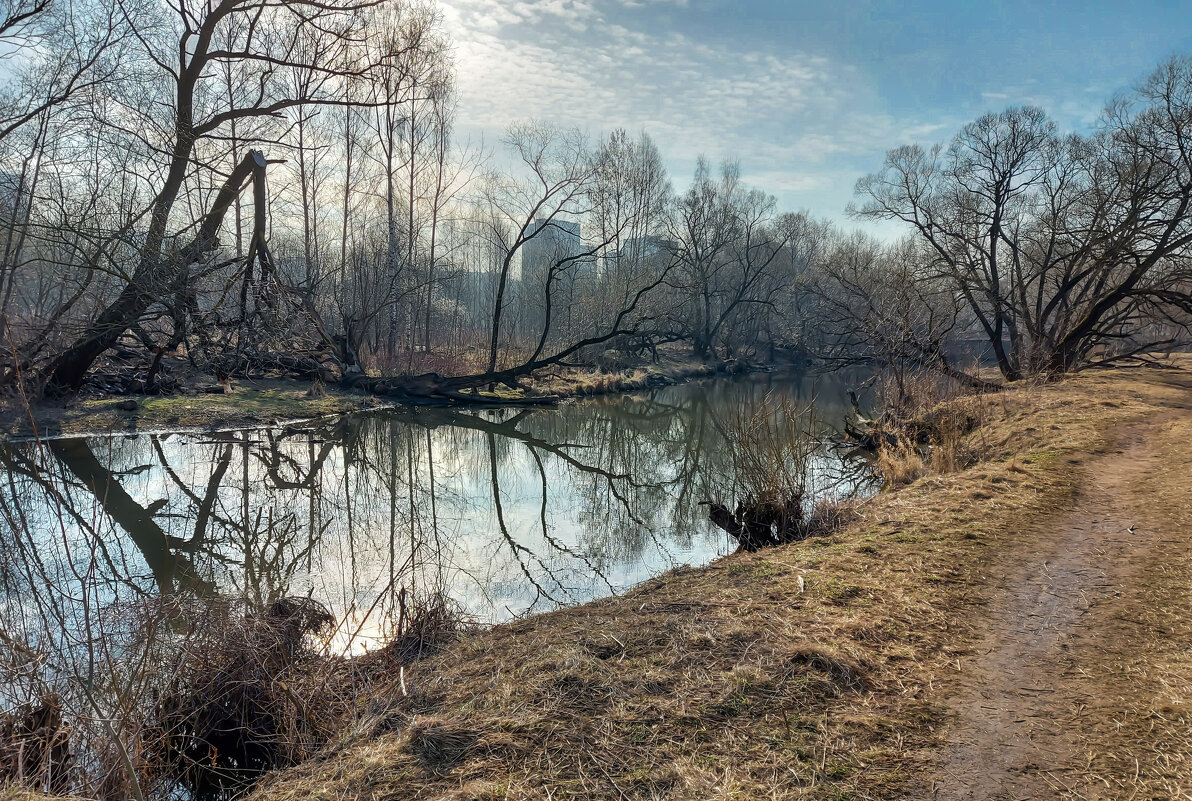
[806,230,993,389]
[0,0,119,143]
[853,58,1192,379]
[668,159,789,358]
[41,0,440,392]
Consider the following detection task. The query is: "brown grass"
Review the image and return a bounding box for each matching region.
[239,363,1192,801]
[870,374,1004,487]
[0,790,84,801]
[874,435,927,486]
[1068,408,1192,798]
[137,597,348,799]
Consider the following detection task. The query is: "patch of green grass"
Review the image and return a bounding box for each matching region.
[1023,448,1066,468]
[475,387,526,401]
[823,759,856,780]
[710,693,751,718]
[821,578,865,604]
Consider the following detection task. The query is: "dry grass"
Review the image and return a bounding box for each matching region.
[1068,410,1192,798]
[1,699,71,798]
[0,591,472,801]
[242,364,1192,801]
[874,436,927,486]
[0,789,83,801]
[132,592,474,800]
[869,374,1005,487]
[804,497,860,536]
[138,597,346,799]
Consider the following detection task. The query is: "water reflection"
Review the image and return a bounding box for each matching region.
[0,370,868,657]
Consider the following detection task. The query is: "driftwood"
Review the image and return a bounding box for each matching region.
[207,351,338,384]
[842,388,883,448]
[839,384,984,457]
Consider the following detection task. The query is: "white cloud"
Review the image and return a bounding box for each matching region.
[437,0,948,220]
[977,83,1106,129]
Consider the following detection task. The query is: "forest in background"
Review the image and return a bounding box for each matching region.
[0,0,1191,401]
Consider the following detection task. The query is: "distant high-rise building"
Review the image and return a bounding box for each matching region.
[620,235,678,263]
[600,235,677,282]
[520,219,582,285]
[517,218,591,339]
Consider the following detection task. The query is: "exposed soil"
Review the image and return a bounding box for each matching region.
[927,422,1178,799]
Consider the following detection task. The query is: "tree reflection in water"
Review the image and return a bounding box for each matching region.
[0,371,872,794]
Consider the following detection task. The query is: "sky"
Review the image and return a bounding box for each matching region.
[436,0,1192,229]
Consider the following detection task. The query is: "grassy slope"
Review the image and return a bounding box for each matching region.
[244,366,1192,801]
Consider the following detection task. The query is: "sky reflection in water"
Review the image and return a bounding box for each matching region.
[0,370,871,656]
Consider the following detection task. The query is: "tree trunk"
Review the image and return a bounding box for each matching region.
[45,151,268,394]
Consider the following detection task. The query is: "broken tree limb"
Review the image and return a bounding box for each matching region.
[44,151,272,394]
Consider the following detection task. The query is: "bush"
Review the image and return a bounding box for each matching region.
[705,392,851,550]
[142,597,341,801]
[141,590,472,801]
[862,370,993,487]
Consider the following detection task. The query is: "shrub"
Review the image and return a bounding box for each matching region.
[705,393,851,550]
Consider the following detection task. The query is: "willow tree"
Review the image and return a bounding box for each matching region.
[853,56,1192,379]
[668,159,791,358]
[43,0,441,393]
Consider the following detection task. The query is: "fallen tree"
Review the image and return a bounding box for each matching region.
[45,151,276,393]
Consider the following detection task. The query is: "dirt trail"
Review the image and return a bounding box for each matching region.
[928,421,1174,800]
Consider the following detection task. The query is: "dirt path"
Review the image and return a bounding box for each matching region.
[928,422,1175,800]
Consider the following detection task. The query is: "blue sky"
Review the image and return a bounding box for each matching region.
[438,0,1192,227]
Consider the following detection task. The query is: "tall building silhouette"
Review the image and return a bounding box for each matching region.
[518,219,586,339]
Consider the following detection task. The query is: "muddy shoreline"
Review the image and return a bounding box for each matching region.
[0,356,783,441]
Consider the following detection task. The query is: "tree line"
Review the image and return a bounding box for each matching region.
[1,0,1190,398]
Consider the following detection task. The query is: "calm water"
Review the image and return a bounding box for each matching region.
[0,369,870,657]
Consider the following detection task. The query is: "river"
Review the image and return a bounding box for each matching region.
[0,369,872,662]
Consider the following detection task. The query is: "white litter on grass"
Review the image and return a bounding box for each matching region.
[796,575,805,593]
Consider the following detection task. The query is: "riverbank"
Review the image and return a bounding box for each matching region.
[0,353,750,440]
[240,364,1192,800]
